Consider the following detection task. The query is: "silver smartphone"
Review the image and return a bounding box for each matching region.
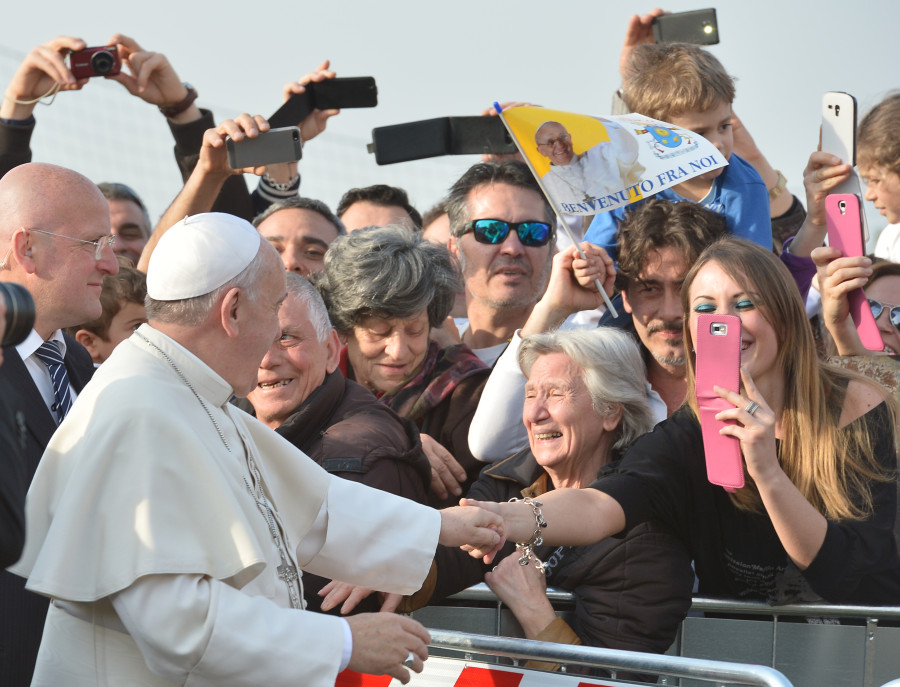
[226,126,302,169]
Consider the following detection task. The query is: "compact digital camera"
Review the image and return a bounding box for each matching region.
[70,46,122,79]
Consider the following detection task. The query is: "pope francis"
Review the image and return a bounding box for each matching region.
[10,212,502,686]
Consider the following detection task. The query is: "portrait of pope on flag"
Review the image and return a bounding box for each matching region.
[534,119,644,205]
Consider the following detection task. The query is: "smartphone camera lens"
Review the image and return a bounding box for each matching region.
[90,50,116,76]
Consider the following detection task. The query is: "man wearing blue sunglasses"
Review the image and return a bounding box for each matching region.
[447,162,556,365]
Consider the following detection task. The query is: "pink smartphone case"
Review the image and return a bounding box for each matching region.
[695,314,745,492]
[826,194,884,352]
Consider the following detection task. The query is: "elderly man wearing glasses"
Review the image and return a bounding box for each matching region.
[0,161,118,684]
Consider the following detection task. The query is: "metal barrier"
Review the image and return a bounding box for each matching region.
[412,585,900,687]
[428,629,794,686]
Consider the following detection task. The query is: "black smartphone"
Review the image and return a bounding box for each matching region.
[226,126,302,169]
[268,77,377,129]
[652,9,719,45]
[368,116,517,165]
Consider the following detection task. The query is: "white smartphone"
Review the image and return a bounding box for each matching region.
[821,92,868,240]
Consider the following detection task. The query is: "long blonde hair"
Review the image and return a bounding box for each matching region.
[681,238,896,520]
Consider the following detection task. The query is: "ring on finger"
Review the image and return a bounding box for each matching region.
[745,401,760,417]
[403,651,416,668]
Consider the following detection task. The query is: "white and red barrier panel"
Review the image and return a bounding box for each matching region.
[336,657,632,687]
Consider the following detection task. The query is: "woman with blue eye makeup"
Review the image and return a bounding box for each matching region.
[464,237,900,606]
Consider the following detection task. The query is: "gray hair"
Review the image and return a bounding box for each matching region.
[252,196,346,236]
[145,244,269,326]
[284,272,333,342]
[446,161,554,239]
[318,225,461,333]
[518,327,655,452]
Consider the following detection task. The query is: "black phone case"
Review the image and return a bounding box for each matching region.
[268,77,378,129]
[369,116,516,165]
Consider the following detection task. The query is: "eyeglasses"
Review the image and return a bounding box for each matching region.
[868,299,900,331]
[536,133,571,150]
[29,228,116,260]
[463,219,553,247]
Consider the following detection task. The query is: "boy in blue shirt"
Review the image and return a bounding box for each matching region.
[585,43,772,258]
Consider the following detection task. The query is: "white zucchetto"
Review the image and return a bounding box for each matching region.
[146,213,261,301]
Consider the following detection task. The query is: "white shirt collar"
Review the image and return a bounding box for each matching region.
[17,328,66,360]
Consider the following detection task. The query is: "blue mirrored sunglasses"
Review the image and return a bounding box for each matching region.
[867,299,900,331]
[463,219,552,247]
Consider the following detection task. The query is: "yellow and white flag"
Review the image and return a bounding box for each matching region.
[499,105,727,216]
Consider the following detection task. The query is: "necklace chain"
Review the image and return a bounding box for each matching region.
[135,331,231,452]
[135,331,302,608]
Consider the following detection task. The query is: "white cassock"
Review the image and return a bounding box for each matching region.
[10,324,440,687]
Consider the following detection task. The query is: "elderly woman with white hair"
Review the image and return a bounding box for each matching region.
[381,327,692,677]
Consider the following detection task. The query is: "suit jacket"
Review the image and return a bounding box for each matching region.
[0,333,93,686]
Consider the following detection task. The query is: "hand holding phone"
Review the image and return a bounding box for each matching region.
[226,126,302,170]
[695,314,744,492]
[825,193,883,351]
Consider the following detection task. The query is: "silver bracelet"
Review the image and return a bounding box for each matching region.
[261,172,300,193]
[509,497,548,574]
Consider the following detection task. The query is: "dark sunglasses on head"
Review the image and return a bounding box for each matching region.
[868,299,900,331]
[463,219,553,247]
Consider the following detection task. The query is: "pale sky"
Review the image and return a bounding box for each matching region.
[2,0,898,241]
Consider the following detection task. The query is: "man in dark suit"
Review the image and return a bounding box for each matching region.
[0,161,118,685]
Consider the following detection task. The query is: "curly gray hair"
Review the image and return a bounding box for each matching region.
[318,225,461,333]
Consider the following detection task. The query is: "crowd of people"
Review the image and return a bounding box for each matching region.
[0,8,898,687]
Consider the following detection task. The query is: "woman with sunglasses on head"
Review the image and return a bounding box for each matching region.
[464,237,900,606]
[318,225,491,507]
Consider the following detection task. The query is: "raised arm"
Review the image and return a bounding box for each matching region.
[138,114,269,271]
[811,246,874,356]
[105,33,256,222]
[618,9,665,81]
[788,150,852,258]
[0,36,89,176]
[251,60,341,213]
[730,112,800,236]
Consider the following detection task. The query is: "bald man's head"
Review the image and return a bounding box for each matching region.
[0,163,118,338]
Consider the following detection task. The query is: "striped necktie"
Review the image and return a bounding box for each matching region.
[34,340,73,422]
